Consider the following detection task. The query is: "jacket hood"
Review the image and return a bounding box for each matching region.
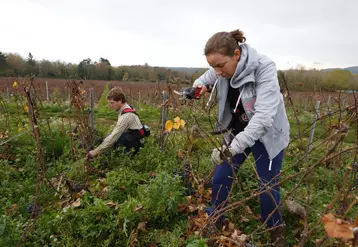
[230,44,259,88]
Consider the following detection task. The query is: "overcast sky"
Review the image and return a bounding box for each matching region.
[1,0,357,69]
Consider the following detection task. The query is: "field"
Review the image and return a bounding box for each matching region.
[0,76,357,247]
[0,77,355,108]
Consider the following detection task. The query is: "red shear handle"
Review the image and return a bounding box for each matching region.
[193,87,202,99]
[182,87,201,100]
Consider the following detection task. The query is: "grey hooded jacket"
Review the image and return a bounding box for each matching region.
[194,44,290,165]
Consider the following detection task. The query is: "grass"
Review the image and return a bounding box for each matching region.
[0,93,357,247]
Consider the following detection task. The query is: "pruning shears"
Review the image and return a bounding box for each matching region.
[173,87,202,100]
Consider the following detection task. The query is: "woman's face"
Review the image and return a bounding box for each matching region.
[206,48,240,79]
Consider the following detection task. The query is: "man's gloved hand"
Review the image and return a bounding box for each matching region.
[86,150,96,160]
[211,145,237,165]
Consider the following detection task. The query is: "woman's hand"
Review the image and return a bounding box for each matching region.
[196,85,208,96]
[211,145,236,165]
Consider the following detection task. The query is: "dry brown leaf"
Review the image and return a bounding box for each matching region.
[148,171,156,177]
[105,201,117,207]
[192,216,207,228]
[197,184,205,195]
[128,229,138,247]
[137,222,147,232]
[228,222,235,230]
[240,216,249,222]
[198,204,206,211]
[186,196,193,203]
[322,213,354,241]
[178,204,187,213]
[237,234,248,242]
[132,205,143,212]
[6,204,17,214]
[59,197,71,207]
[231,230,247,242]
[188,205,197,213]
[145,242,157,247]
[216,236,236,246]
[78,189,86,197]
[71,198,81,208]
[178,149,184,158]
[245,205,253,214]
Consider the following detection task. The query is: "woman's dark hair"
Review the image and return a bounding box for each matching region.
[204,29,246,56]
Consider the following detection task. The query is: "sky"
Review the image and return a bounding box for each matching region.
[1,0,358,70]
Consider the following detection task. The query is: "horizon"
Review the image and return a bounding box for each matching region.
[2,51,357,72]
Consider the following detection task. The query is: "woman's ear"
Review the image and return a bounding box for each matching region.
[234,49,241,60]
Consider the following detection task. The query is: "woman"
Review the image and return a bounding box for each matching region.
[193,29,289,246]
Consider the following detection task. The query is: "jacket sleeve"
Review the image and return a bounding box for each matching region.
[92,114,132,155]
[230,61,280,154]
[193,68,218,86]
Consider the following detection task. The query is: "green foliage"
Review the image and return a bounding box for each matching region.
[117,196,143,236]
[105,138,179,173]
[2,89,358,247]
[66,159,87,181]
[128,105,161,124]
[323,69,353,90]
[38,59,58,78]
[4,53,26,76]
[41,128,70,161]
[77,58,96,79]
[186,239,209,247]
[27,197,122,246]
[0,214,23,246]
[0,52,8,72]
[24,52,39,76]
[137,172,184,220]
[96,58,113,80]
[1,51,358,89]
[0,53,193,82]
[114,172,185,240]
[0,157,42,246]
[106,167,145,203]
[98,82,109,109]
[122,71,129,81]
[279,68,357,91]
[153,224,185,247]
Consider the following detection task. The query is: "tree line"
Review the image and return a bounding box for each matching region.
[280,66,358,91]
[0,52,206,84]
[0,51,357,91]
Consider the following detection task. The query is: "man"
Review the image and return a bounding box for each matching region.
[86,87,144,159]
